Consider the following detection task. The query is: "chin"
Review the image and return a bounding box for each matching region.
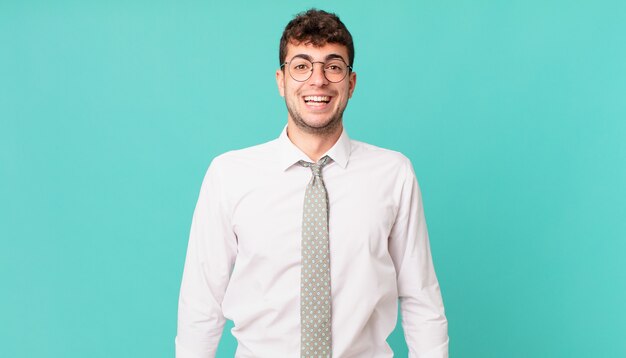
[300,117,342,134]
[304,119,333,128]
[287,104,344,135]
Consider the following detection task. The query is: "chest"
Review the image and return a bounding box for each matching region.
[230,165,401,260]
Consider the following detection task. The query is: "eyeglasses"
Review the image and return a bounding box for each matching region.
[281,57,352,83]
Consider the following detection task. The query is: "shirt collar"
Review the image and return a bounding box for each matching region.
[278,125,351,171]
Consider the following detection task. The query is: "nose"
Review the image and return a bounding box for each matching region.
[308,62,329,86]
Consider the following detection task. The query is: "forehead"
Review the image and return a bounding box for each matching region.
[285,41,349,62]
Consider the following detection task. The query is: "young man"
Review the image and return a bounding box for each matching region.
[176,9,448,358]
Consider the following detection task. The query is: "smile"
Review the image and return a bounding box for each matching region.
[303,95,331,104]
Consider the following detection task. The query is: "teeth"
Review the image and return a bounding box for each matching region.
[304,96,330,102]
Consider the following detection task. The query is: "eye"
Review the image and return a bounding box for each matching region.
[290,60,312,73]
[325,63,344,73]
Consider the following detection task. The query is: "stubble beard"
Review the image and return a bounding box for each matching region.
[285,99,346,136]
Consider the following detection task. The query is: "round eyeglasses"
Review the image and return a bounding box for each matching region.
[281,57,352,83]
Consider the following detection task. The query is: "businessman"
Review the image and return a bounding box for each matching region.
[176,9,449,357]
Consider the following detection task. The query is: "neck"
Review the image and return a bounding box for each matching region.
[286,120,343,162]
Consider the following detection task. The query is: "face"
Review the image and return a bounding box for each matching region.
[276,42,357,136]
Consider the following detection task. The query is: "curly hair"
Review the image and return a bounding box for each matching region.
[279,9,355,67]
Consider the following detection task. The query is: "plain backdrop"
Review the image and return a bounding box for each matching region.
[1,1,625,357]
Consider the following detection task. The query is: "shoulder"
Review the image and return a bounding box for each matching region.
[209,138,280,173]
[349,139,413,170]
[347,139,419,188]
[197,138,280,196]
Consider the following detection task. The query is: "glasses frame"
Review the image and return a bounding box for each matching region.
[280,58,353,83]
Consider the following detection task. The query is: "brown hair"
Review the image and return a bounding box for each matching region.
[279,9,355,67]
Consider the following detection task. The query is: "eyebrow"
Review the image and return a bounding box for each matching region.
[324,53,346,62]
[291,53,347,63]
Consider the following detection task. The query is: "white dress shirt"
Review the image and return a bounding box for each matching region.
[176,128,448,358]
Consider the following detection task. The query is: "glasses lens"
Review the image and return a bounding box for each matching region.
[288,58,313,82]
[324,60,348,83]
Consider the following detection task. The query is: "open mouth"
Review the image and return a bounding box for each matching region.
[303,95,332,105]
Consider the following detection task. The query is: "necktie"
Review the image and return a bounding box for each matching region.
[299,155,332,357]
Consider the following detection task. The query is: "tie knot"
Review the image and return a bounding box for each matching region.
[299,156,330,177]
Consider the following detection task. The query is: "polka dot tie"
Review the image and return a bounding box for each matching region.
[299,156,332,358]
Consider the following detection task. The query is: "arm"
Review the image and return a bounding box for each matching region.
[176,159,238,358]
[388,158,449,358]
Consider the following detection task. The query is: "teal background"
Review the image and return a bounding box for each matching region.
[1,0,625,357]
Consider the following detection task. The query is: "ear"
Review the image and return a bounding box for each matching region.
[276,69,285,97]
[348,71,357,98]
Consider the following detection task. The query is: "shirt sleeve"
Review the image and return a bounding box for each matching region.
[388,158,449,358]
[176,158,238,358]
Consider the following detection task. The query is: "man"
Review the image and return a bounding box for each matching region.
[176,9,448,358]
